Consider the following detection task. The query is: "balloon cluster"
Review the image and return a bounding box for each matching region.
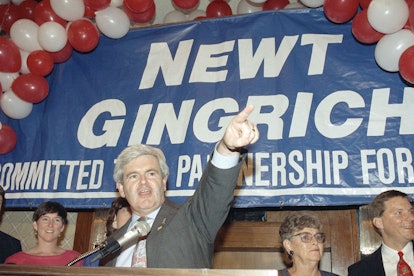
[318,0,414,85]
[0,0,287,154]
[1,0,414,154]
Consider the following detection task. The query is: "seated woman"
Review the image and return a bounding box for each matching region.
[105,197,131,237]
[278,211,338,276]
[4,201,82,266]
[82,196,131,266]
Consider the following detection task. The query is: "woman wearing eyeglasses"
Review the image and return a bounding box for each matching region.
[278,211,338,276]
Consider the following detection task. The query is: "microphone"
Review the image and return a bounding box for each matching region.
[89,220,151,263]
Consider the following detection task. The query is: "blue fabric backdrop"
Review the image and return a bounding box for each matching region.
[1,9,413,208]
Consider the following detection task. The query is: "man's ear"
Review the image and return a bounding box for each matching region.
[116,182,125,197]
[162,176,168,192]
[373,217,384,230]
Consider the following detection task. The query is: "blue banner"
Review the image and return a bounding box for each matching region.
[1,8,413,208]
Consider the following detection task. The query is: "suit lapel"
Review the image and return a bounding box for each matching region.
[146,199,180,266]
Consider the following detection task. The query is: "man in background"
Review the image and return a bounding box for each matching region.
[348,190,414,276]
[0,185,22,263]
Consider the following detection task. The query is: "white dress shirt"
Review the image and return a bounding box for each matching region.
[382,242,414,276]
[115,209,159,267]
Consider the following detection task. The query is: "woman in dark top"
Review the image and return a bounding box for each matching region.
[278,211,338,276]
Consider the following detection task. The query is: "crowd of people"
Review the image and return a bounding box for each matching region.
[0,106,413,275]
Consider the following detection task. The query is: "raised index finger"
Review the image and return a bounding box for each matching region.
[233,105,254,123]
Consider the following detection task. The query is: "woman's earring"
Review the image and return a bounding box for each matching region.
[289,250,294,257]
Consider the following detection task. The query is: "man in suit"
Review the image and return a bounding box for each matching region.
[100,105,259,268]
[348,190,414,276]
[0,186,22,263]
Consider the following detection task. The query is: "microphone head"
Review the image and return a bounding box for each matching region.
[132,220,151,236]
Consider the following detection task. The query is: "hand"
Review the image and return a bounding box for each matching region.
[217,105,259,156]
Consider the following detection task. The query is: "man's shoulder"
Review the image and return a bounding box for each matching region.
[163,198,181,210]
[0,231,20,243]
[348,246,383,275]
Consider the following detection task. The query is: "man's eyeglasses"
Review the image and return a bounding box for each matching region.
[291,232,326,243]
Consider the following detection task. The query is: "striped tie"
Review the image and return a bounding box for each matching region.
[131,217,147,267]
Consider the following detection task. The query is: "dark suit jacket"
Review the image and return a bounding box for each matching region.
[348,242,414,276]
[102,157,243,268]
[0,231,21,264]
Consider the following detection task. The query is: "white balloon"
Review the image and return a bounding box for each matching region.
[19,50,30,74]
[110,0,123,7]
[130,21,152,28]
[10,19,42,53]
[368,0,409,34]
[187,9,206,20]
[0,72,19,91]
[247,0,267,3]
[38,21,67,52]
[0,89,33,119]
[50,0,85,21]
[300,0,324,8]
[375,29,414,72]
[238,0,263,14]
[163,10,187,24]
[96,7,130,39]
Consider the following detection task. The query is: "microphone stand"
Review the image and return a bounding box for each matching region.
[66,243,105,266]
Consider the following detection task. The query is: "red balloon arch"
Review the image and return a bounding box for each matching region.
[0,0,413,154]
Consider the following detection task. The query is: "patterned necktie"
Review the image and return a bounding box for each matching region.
[131,217,148,267]
[398,251,413,276]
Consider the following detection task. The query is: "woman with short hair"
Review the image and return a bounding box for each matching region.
[278,210,338,276]
[4,201,82,266]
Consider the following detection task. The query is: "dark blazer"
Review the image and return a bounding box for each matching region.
[102,157,243,268]
[348,242,414,276]
[0,231,21,264]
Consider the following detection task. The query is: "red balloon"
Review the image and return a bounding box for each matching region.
[194,16,207,20]
[19,0,38,20]
[409,3,414,31]
[124,0,154,13]
[83,5,96,18]
[399,46,414,84]
[0,4,24,35]
[173,0,199,11]
[324,0,359,24]
[12,73,49,103]
[34,0,67,27]
[0,123,17,154]
[48,41,73,63]
[84,0,111,11]
[263,0,289,10]
[27,50,54,76]
[123,1,156,23]
[359,0,371,9]
[206,0,232,18]
[352,9,384,44]
[0,37,21,73]
[67,19,100,53]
